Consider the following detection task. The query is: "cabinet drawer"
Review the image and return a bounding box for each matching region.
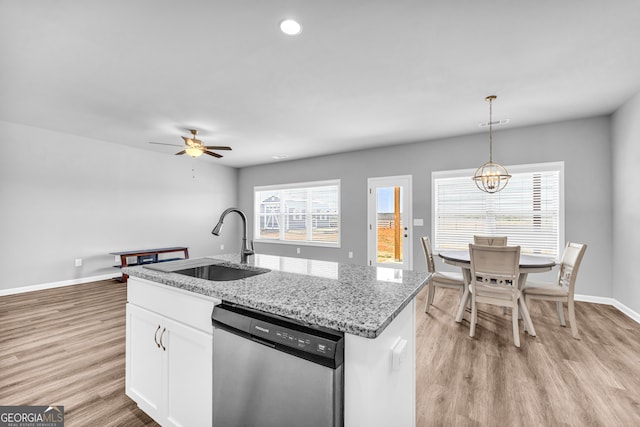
[128,277,220,333]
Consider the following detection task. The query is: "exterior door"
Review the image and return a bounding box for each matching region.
[367,175,412,270]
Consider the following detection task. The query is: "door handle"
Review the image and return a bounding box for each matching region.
[159,327,167,351]
[154,325,161,348]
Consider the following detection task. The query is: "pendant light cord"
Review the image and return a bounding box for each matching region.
[488,96,494,164]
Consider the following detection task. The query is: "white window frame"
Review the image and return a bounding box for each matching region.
[431,162,565,260]
[254,179,341,248]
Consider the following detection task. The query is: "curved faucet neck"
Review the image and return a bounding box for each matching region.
[221,207,247,223]
[213,208,254,263]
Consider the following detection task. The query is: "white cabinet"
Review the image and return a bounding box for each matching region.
[126,304,163,419]
[126,277,219,427]
[163,315,212,427]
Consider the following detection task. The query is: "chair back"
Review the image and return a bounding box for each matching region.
[469,244,520,299]
[420,236,436,273]
[557,242,587,295]
[473,235,508,246]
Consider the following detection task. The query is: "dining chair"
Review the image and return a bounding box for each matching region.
[469,244,530,347]
[523,242,587,340]
[421,236,466,315]
[473,235,508,246]
[474,235,508,314]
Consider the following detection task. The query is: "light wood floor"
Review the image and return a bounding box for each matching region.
[0,280,158,427]
[2,280,640,426]
[415,286,640,426]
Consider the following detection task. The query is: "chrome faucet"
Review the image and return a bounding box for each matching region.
[212,208,254,264]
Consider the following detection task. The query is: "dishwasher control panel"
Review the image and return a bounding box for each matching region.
[250,319,337,358]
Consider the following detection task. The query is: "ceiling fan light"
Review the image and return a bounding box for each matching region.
[185,146,203,157]
[182,137,196,147]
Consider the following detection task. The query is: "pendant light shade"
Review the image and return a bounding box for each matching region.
[472,95,511,193]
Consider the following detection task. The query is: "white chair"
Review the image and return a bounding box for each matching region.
[474,235,509,315]
[473,235,508,246]
[421,236,466,315]
[523,242,587,340]
[469,244,532,348]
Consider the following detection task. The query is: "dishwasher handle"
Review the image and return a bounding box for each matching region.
[251,336,276,349]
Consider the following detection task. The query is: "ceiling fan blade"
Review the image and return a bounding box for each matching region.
[149,141,183,147]
[203,146,232,150]
[203,150,223,158]
[175,150,186,155]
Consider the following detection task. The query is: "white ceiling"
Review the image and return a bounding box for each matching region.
[2,1,639,168]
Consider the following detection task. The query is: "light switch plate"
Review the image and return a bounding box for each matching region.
[413,218,424,226]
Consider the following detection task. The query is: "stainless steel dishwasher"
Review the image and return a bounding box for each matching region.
[211,302,344,427]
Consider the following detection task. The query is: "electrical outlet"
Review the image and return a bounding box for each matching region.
[75,258,82,267]
[220,244,224,250]
[348,251,353,258]
[296,247,301,254]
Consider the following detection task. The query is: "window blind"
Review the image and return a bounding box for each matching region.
[433,163,563,259]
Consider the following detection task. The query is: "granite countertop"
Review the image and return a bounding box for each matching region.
[123,254,430,339]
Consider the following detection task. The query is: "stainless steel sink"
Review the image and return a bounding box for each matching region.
[173,263,270,281]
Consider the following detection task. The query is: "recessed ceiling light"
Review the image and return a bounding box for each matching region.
[280,19,302,35]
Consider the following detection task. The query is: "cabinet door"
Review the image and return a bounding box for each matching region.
[163,317,213,427]
[126,304,163,423]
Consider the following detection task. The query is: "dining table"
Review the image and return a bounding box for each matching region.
[438,249,556,336]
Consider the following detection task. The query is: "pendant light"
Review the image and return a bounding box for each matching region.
[472,95,511,193]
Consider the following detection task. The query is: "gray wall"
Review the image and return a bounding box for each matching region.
[239,116,612,298]
[0,113,620,302]
[612,91,640,313]
[0,121,239,292]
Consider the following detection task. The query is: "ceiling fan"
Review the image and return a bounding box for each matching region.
[149,129,232,158]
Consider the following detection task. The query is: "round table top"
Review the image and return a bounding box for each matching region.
[438,249,556,269]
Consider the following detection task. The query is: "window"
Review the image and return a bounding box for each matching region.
[432,162,564,259]
[254,180,340,247]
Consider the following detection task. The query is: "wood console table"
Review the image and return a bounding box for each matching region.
[111,246,189,282]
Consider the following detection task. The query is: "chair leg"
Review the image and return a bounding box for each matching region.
[519,298,536,337]
[455,285,470,323]
[469,294,477,338]
[424,283,431,313]
[512,304,520,348]
[428,283,436,307]
[425,283,435,313]
[556,301,566,326]
[567,299,580,340]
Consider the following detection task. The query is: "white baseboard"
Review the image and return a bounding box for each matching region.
[0,273,119,296]
[574,294,615,305]
[610,300,640,324]
[575,294,640,324]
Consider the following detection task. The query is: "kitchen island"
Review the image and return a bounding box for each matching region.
[123,254,430,427]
